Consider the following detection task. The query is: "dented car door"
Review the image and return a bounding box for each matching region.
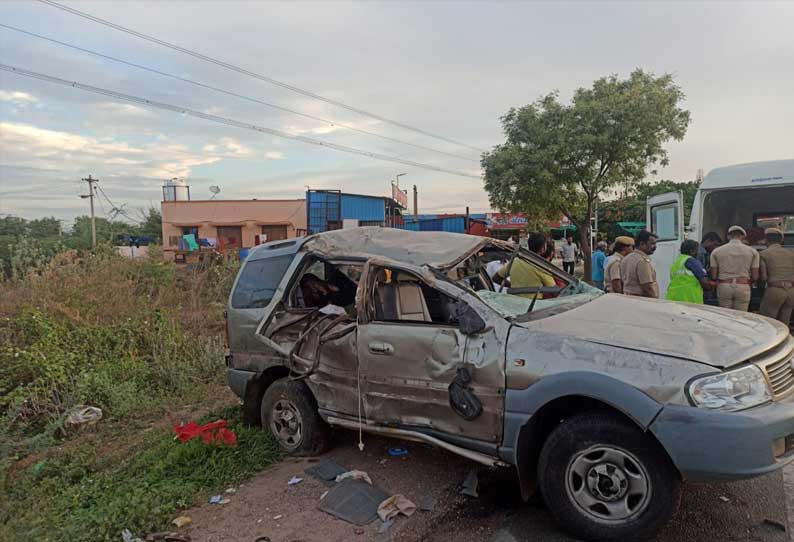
[356,259,508,443]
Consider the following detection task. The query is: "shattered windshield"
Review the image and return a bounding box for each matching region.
[477,282,603,319]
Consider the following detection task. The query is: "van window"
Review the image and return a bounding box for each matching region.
[231,255,294,309]
[650,203,679,241]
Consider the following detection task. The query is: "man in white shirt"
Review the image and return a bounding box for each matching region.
[560,236,576,275]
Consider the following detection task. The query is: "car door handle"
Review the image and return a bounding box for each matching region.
[369,342,394,355]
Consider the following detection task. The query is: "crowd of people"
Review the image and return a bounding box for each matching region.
[587,226,794,326]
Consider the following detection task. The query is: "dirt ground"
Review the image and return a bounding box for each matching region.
[183,430,789,542]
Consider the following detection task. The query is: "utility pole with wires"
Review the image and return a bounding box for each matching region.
[80,174,98,247]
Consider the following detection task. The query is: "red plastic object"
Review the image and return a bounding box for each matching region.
[174,419,237,447]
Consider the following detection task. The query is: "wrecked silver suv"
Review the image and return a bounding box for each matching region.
[225,227,794,541]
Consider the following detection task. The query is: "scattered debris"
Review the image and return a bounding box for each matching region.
[225,487,237,494]
[171,516,192,528]
[288,476,304,486]
[63,405,103,434]
[461,468,479,497]
[209,495,223,504]
[763,519,786,532]
[144,533,191,542]
[377,494,417,522]
[387,447,408,457]
[272,515,283,520]
[335,470,373,485]
[377,519,394,534]
[377,459,388,466]
[318,479,390,525]
[419,495,436,512]
[719,496,730,503]
[122,528,142,542]
[305,459,348,484]
[354,528,365,535]
[173,419,237,447]
[320,490,329,500]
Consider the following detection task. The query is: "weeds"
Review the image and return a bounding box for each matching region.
[1,407,280,542]
[0,247,269,541]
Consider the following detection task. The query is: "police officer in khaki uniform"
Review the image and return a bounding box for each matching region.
[759,227,794,326]
[620,230,659,298]
[604,236,635,293]
[709,225,759,311]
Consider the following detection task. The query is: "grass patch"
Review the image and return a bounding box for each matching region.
[0,406,280,542]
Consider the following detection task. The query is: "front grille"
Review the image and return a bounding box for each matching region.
[765,356,794,397]
[757,338,794,399]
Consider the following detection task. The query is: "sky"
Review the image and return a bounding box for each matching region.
[1,0,793,225]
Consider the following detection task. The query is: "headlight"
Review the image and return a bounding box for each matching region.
[688,365,772,412]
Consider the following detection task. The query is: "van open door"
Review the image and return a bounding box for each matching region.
[647,191,684,299]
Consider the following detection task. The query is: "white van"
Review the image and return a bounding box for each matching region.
[648,159,794,302]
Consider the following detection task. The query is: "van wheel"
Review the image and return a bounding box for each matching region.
[538,413,680,541]
[261,378,330,456]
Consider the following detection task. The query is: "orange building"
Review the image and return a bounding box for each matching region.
[160,199,306,260]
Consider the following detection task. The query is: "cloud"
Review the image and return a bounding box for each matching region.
[95,102,152,117]
[218,137,250,156]
[264,151,284,160]
[0,91,38,103]
[0,121,219,179]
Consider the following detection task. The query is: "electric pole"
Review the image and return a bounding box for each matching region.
[80,175,98,247]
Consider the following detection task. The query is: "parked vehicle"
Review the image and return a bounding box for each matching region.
[648,159,794,308]
[226,227,794,541]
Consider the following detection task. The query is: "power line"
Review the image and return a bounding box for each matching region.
[36,0,487,154]
[1,64,482,179]
[0,24,478,164]
[96,183,141,223]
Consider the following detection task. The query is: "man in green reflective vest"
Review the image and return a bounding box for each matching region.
[667,240,713,304]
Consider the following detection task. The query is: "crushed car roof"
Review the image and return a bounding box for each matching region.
[301,227,488,268]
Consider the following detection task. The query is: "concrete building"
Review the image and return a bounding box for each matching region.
[160,199,306,260]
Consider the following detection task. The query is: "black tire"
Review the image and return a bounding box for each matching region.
[538,413,680,542]
[260,378,330,456]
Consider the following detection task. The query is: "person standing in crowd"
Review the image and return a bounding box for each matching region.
[709,225,759,311]
[605,236,635,293]
[560,235,576,274]
[620,230,659,298]
[667,240,712,304]
[759,227,794,325]
[494,232,556,298]
[697,232,722,270]
[591,241,607,290]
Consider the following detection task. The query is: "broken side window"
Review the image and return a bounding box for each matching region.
[372,269,461,326]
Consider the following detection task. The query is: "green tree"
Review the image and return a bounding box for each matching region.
[482,69,691,281]
[66,216,134,250]
[135,206,162,242]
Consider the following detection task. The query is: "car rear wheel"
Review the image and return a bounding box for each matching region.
[261,378,330,456]
[538,413,680,541]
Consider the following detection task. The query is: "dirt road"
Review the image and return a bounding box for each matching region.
[184,431,788,542]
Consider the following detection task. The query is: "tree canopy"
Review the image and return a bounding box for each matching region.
[482,69,691,281]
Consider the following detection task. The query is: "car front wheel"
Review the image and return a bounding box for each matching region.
[538,413,680,541]
[261,378,330,456]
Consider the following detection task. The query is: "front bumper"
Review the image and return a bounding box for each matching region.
[650,396,794,482]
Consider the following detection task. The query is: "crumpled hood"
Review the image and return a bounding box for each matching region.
[519,293,789,368]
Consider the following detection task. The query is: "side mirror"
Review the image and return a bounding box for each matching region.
[456,303,486,335]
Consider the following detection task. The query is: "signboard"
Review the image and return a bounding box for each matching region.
[391,183,408,208]
[486,212,528,229]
